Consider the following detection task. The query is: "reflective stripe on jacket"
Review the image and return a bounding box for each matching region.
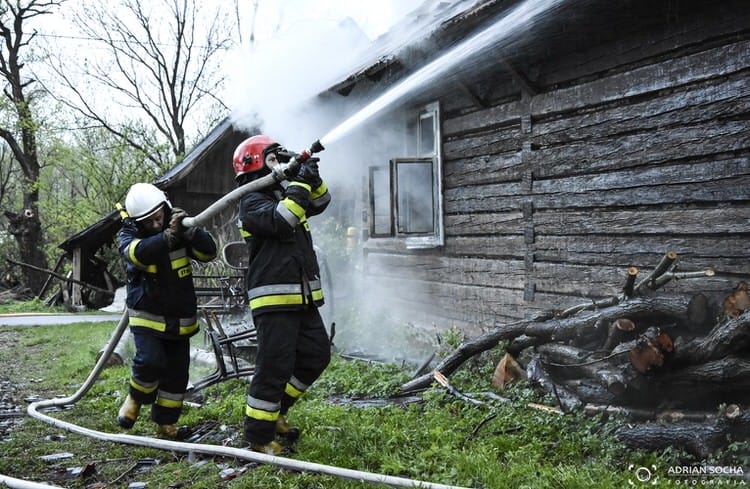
[118,217,217,338]
[238,180,329,315]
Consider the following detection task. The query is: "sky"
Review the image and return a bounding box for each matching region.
[226,0,425,147]
[244,0,424,41]
[32,0,426,148]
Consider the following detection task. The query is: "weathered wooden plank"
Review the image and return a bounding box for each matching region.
[443,152,523,187]
[443,99,523,137]
[533,74,750,145]
[444,211,523,235]
[537,5,750,87]
[534,178,750,211]
[364,252,526,289]
[531,262,624,297]
[444,55,749,143]
[444,180,525,213]
[443,124,522,159]
[531,123,750,178]
[534,207,750,235]
[368,275,527,326]
[530,39,750,116]
[534,236,750,275]
[534,158,750,194]
[444,235,526,259]
[446,174,750,213]
[444,130,750,196]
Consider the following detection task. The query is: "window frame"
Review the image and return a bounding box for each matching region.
[367,101,444,249]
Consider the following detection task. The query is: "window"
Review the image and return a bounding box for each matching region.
[368,102,444,248]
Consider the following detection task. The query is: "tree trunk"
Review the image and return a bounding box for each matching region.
[615,405,750,458]
[4,209,47,293]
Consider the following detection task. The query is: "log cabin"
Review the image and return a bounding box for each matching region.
[58,0,749,342]
[313,0,750,339]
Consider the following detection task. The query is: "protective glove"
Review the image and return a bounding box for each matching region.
[294,157,322,188]
[169,207,197,241]
[162,226,182,250]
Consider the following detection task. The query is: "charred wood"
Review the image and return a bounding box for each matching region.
[584,404,715,423]
[526,357,582,413]
[524,295,691,344]
[672,311,750,366]
[650,356,750,407]
[400,296,691,393]
[506,334,537,356]
[621,267,638,299]
[615,405,750,458]
[634,251,677,293]
[400,313,553,392]
[562,380,617,406]
[537,343,629,396]
[601,318,636,352]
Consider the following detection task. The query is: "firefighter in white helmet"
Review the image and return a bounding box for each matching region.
[116,182,217,438]
[233,135,331,455]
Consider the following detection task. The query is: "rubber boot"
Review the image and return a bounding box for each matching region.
[156,424,179,438]
[155,423,191,440]
[250,440,283,456]
[275,415,300,442]
[116,395,141,429]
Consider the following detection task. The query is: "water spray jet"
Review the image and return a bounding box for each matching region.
[318,0,563,147]
[186,0,561,228]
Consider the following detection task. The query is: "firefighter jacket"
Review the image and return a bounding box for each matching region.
[118,217,217,339]
[238,178,331,315]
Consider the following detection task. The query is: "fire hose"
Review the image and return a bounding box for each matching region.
[20,140,473,489]
[181,139,324,229]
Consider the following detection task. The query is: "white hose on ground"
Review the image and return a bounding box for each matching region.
[0,474,63,488]
[24,312,473,488]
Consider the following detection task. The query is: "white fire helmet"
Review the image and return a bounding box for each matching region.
[124,183,172,221]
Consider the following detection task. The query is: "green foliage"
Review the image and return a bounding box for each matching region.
[37,127,165,257]
[0,320,743,489]
[311,355,409,398]
[0,297,66,313]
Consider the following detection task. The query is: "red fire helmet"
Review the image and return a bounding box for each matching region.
[232,135,279,181]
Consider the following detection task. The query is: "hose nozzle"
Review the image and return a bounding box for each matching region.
[310,139,325,154]
[273,140,327,181]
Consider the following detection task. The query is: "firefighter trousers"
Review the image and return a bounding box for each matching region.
[129,330,190,425]
[244,307,331,445]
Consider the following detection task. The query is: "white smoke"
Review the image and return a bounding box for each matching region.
[224,1,487,363]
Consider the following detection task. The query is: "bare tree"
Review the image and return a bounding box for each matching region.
[0,0,59,293]
[50,0,231,170]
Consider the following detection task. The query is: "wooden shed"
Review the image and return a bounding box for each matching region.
[321,0,750,336]
[55,117,252,308]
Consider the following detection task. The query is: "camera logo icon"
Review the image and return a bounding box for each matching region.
[628,464,659,485]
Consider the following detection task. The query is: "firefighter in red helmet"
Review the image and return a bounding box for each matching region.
[233,135,331,455]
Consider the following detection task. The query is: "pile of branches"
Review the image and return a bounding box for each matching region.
[402,252,750,457]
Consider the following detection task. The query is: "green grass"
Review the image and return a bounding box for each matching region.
[0,321,745,488]
[0,297,68,314]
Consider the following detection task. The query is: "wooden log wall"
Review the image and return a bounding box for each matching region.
[362,2,750,335]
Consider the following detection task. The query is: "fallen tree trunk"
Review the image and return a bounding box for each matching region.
[526,357,582,413]
[400,295,692,392]
[672,311,750,365]
[536,343,630,396]
[400,313,552,392]
[523,295,691,344]
[615,404,750,458]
